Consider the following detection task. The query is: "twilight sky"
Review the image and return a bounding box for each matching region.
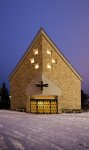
[0,0,89,94]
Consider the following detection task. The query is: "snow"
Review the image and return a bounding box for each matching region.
[0,110,89,150]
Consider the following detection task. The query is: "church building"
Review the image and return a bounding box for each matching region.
[9,28,82,114]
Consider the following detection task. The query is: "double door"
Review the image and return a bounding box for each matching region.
[31,99,57,114]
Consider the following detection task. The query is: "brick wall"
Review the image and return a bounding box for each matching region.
[10,36,42,110]
[42,35,81,110]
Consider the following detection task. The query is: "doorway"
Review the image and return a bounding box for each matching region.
[30,98,58,114]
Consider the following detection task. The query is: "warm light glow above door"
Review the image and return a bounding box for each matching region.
[33,49,38,55]
[35,63,39,69]
[47,50,52,55]
[30,58,34,63]
[47,64,51,69]
[52,59,57,64]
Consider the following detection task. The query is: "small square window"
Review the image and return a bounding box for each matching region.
[52,59,57,64]
[47,50,52,55]
[33,49,38,55]
[30,58,34,63]
[47,64,51,69]
[35,64,39,69]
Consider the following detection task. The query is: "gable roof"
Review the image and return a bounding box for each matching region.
[9,27,82,81]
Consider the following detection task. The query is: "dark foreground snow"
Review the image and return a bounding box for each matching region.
[0,110,89,150]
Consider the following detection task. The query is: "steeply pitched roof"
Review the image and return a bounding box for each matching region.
[9,27,82,81]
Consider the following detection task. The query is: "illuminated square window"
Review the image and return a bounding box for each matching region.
[35,63,39,69]
[47,64,51,69]
[52,59,57,64]
[47,50,52,55]
[33,49,38,55]
[30,58,34,63]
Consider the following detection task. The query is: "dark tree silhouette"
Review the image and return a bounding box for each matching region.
[0,83,10,109]
[81,90,89,109]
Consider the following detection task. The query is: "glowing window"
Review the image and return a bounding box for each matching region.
[33,49,38,55]
[30,58,34,63]
[52,59,57,64]
[35,64,39,69]
[47,64,51,69]
[47,50,52,55]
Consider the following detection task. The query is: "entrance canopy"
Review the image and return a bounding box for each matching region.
[26,73,62,96]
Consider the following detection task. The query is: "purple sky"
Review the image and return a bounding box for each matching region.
[0,0,89,94]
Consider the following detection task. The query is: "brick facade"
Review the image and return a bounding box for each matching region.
[9,28,82,113]
[42,34,81,110]
[10,35,43,110]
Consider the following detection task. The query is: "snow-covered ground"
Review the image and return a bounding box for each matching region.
[0,110,89,150]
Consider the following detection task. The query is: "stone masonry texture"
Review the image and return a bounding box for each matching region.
[42,34,81,110]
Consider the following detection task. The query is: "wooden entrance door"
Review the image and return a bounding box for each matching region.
[38,101,44,114]
[30,100,37,113]
[30,98,58,114]
[51,100,57,113]
[44,101,50,114]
